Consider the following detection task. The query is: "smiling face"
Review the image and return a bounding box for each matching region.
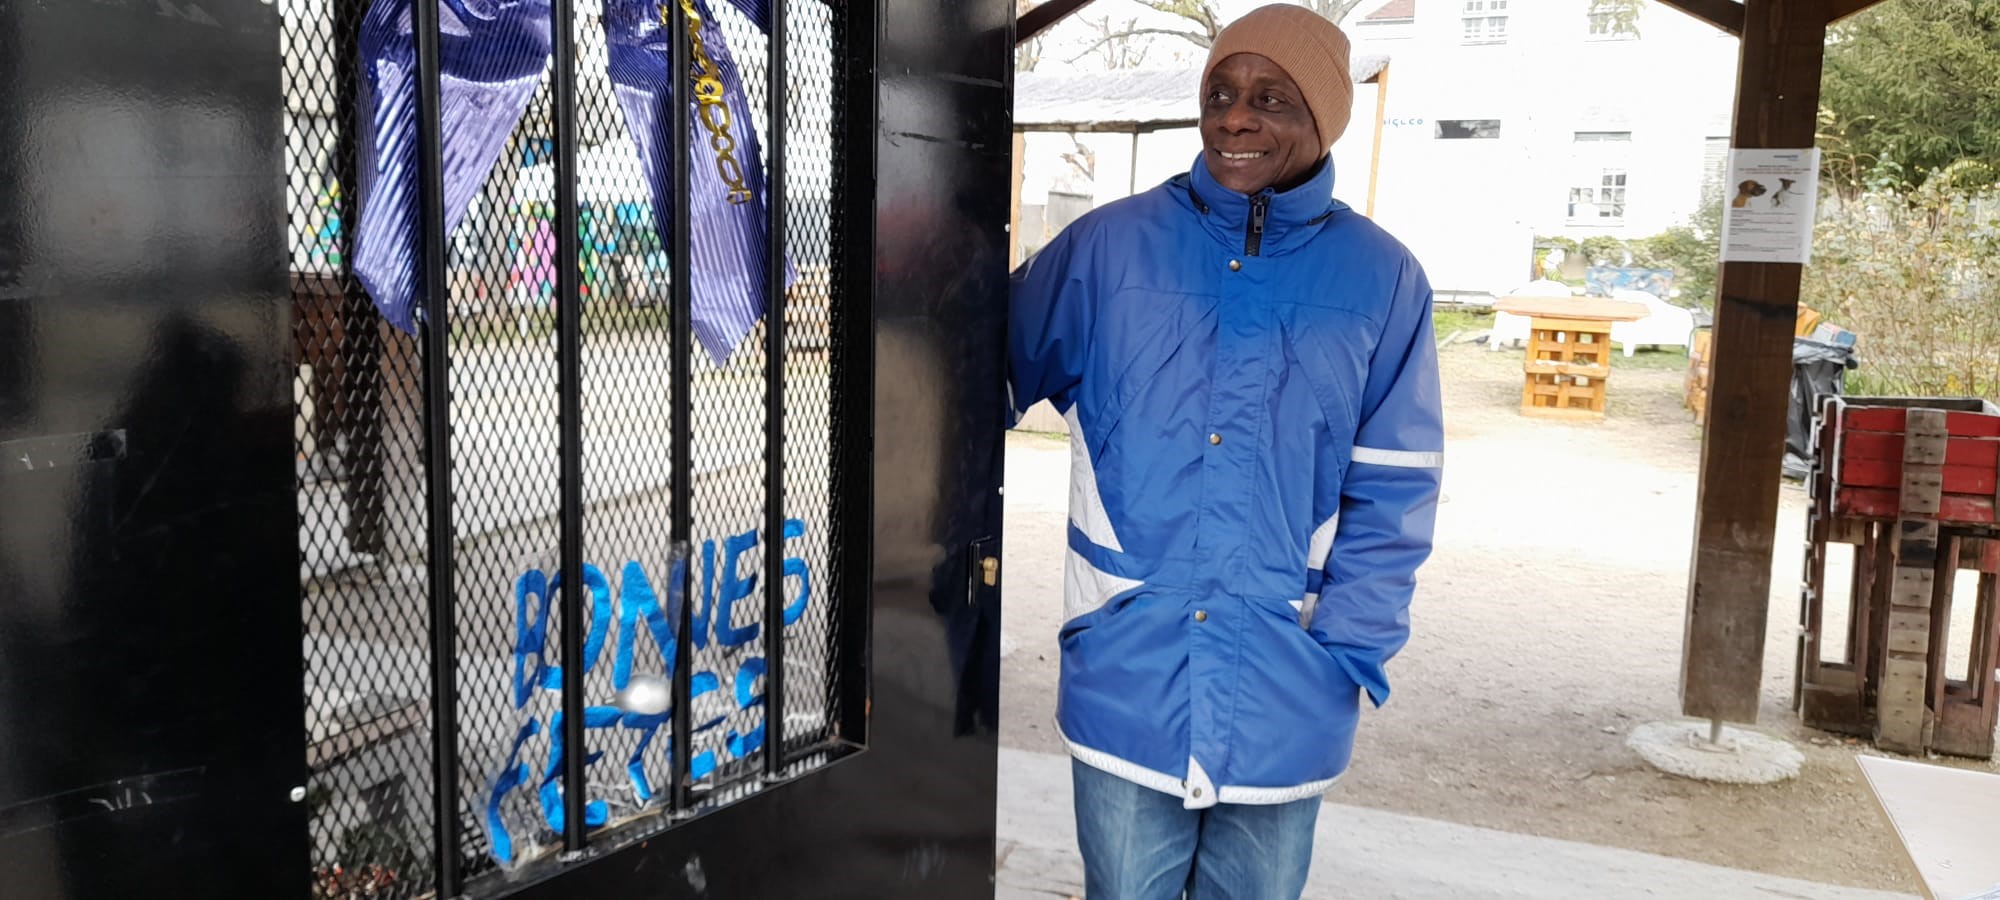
[1200,52,1322,196]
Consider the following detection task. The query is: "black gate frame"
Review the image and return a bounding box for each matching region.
[0,0,1009,894]
[398,0,1012,896]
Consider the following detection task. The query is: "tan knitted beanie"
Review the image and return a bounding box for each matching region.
[1200,4,1355,151]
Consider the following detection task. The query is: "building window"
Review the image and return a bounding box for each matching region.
[1462,0,1508,43]
[1586,0,1638,40]
[1569,131,1632,222]
[1569,171,1628,220]
[1436,119,1503,140]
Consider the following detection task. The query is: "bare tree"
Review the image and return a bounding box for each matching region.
[1589,0,1644,37]
[1061,139,1097,180]
[1016,0,1045,72]
[1066,0,1376,63]
[1135,0,1222,44]
[1065,0,1220,62]
[1069,15,1158,68]
[1018,34,1045,71]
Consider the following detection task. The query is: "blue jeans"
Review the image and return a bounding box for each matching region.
[1071,759,1321,900]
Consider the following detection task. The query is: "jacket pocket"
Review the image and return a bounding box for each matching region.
[1278,308,1372,443]
[1088,290,1206,460]
[1231,594,1363,783]
[1059,587,1139,645]
[1241,595,1353,695]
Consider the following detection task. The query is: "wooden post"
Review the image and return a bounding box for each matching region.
[1366,64,1389,218]
[1009,130,1026,268]
[1017,0,1101,44]
[1876,410,1947,751]
[1129,129,1141,197]
[1652,0,1746,35]
[1680,0,1838,723]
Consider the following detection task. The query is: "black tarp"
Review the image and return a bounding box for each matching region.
[1783,337,1859,480]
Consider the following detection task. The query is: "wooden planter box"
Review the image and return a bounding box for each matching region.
[1798,396,2000,758]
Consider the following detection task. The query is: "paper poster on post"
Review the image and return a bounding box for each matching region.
[1720,148,1821,264]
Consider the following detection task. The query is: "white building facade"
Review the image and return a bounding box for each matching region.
[1350,0,1739,297]
[1014,0,1742,300]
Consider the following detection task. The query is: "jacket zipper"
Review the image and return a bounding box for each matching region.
[1245,193,1269,257]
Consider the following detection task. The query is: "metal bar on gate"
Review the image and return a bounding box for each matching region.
[831,0,878,751]
[550,0,589,855]
[762,0,790,782]
[411,0,463,888]
[669,0,697,815]
[333,0,385,558]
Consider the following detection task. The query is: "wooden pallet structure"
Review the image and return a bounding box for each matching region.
[1797,396,2000,758]
[1521,318,1612,421]
[1685,328,1712,425]
[1493,295,1648,424]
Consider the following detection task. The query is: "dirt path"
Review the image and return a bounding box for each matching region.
[999,343,1998,893]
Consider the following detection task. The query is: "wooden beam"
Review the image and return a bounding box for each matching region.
[1009,131,1025,268]
[1681,0,1833,724]
[1013,121,1196,134]
[1826,0,1889,24]
[1018,0,1101,45]
[1651,0,1745,36]
[1366,64,1389,218]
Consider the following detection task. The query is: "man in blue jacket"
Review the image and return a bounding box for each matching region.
[1008,5,1443,897]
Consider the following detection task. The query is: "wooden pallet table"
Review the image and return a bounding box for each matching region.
[1798,396,2000,758]
[1492,296,1649,422]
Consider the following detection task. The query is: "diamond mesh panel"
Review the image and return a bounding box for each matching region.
[774,0,844,756]
[288,0,857,892]
[443,76,567,882]
[682,0,777,796]
[285,0,438,896]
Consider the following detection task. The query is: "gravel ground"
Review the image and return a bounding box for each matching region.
[999,342,1999,893]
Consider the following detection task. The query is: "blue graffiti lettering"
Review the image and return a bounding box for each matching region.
[484,519,812,864]
[713,529,761,647]
[782,517,811,626]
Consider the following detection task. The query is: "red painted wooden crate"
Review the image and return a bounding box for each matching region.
[1832,399,2000,527]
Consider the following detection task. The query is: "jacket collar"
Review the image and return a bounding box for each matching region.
[1172,151,1345,257]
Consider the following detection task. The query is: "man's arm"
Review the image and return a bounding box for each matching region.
[1307,254,1444,707]
[1007,225,1094,425]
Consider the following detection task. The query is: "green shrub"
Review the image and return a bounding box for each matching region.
[1803,182,2000,400]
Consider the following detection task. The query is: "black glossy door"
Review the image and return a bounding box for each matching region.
[0,1,308,897]
[0,0,1009,894]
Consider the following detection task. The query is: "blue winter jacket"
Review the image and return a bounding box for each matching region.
[1008,154,1443,809]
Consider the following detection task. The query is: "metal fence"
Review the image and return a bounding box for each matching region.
[283,0,860,894]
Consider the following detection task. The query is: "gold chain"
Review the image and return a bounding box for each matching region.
[664,0,754,205]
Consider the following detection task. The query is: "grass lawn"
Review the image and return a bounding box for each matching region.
[1432,307,1691,371]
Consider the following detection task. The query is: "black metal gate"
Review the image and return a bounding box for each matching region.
[4,0,1005,892]
[282,0,1008,896]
